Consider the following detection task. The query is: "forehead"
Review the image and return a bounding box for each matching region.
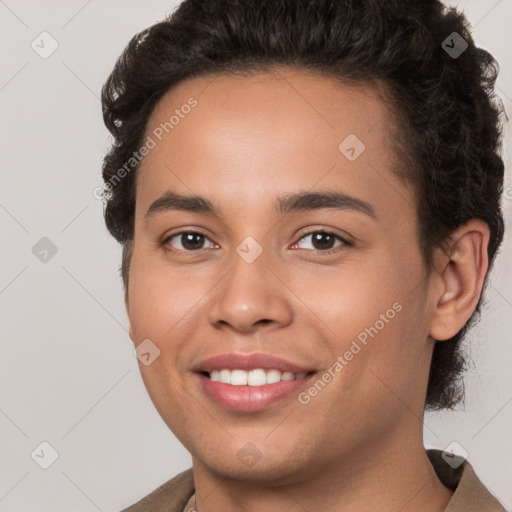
[135,68,412,222]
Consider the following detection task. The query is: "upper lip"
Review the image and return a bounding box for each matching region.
[192,352,315,373]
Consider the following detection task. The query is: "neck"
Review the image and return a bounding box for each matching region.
[188,428,452,512]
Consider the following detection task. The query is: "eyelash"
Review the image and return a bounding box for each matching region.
[162,229,352,255]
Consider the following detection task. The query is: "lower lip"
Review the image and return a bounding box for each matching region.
[196,372,315,412]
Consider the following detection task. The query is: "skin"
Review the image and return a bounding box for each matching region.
[125,68,490,512]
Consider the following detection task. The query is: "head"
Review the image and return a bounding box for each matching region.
[101,0,505,481]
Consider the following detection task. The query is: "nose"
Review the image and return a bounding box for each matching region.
[208,247,293,333]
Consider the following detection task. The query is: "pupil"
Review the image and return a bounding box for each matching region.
[182,233,204,250]
[313,232,334,250]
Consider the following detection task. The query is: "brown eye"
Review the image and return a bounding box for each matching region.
[164,231,215,252]
[294,230,350,252]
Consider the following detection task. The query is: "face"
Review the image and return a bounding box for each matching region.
[126,68,437,483]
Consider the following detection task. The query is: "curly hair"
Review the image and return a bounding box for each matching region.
[100,0,505,410]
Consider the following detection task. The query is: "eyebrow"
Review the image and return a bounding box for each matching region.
[144,190,377,220]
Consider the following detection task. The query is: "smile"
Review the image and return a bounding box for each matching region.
[192,352,317,412]
[196,370,316,412]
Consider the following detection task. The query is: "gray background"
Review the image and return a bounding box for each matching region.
[0,0,511,510]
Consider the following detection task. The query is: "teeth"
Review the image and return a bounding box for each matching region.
[248,369,267,386]
[230,369,248,385]
[266,369,282,384]
[219,369,230,384]
[207,368,307,386]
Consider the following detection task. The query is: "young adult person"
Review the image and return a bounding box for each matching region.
[100,1,508,510]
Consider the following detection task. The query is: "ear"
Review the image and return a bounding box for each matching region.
[429,219,490,341]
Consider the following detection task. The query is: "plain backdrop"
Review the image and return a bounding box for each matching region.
[0,0,511,510]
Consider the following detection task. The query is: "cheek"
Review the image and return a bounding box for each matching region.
[307,248,428,385]
[338,260,430,410]
[290,254,406,338]
[126,251,206,428]
[127,249,209,342]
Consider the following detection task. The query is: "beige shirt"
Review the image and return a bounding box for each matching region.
[121,449,508,511]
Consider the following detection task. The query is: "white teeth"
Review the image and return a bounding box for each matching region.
[219,369,231,384]
[206,368,307,386]
[248,369,267,386]
[230,369,248,385]
[266,369,282,384]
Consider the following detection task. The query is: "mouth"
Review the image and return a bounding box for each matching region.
[192,352,317,412]
[195,370,317,412]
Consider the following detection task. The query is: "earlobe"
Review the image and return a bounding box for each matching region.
[429,220,490,341]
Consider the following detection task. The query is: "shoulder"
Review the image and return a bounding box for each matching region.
[427,449,509,512]
[120,468,195,512]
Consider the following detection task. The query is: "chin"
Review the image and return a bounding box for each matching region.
[193,442,319,486]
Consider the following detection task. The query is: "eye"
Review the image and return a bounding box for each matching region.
[291,230,351,253]
[163,231,218,252]
[162,229,350,254]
